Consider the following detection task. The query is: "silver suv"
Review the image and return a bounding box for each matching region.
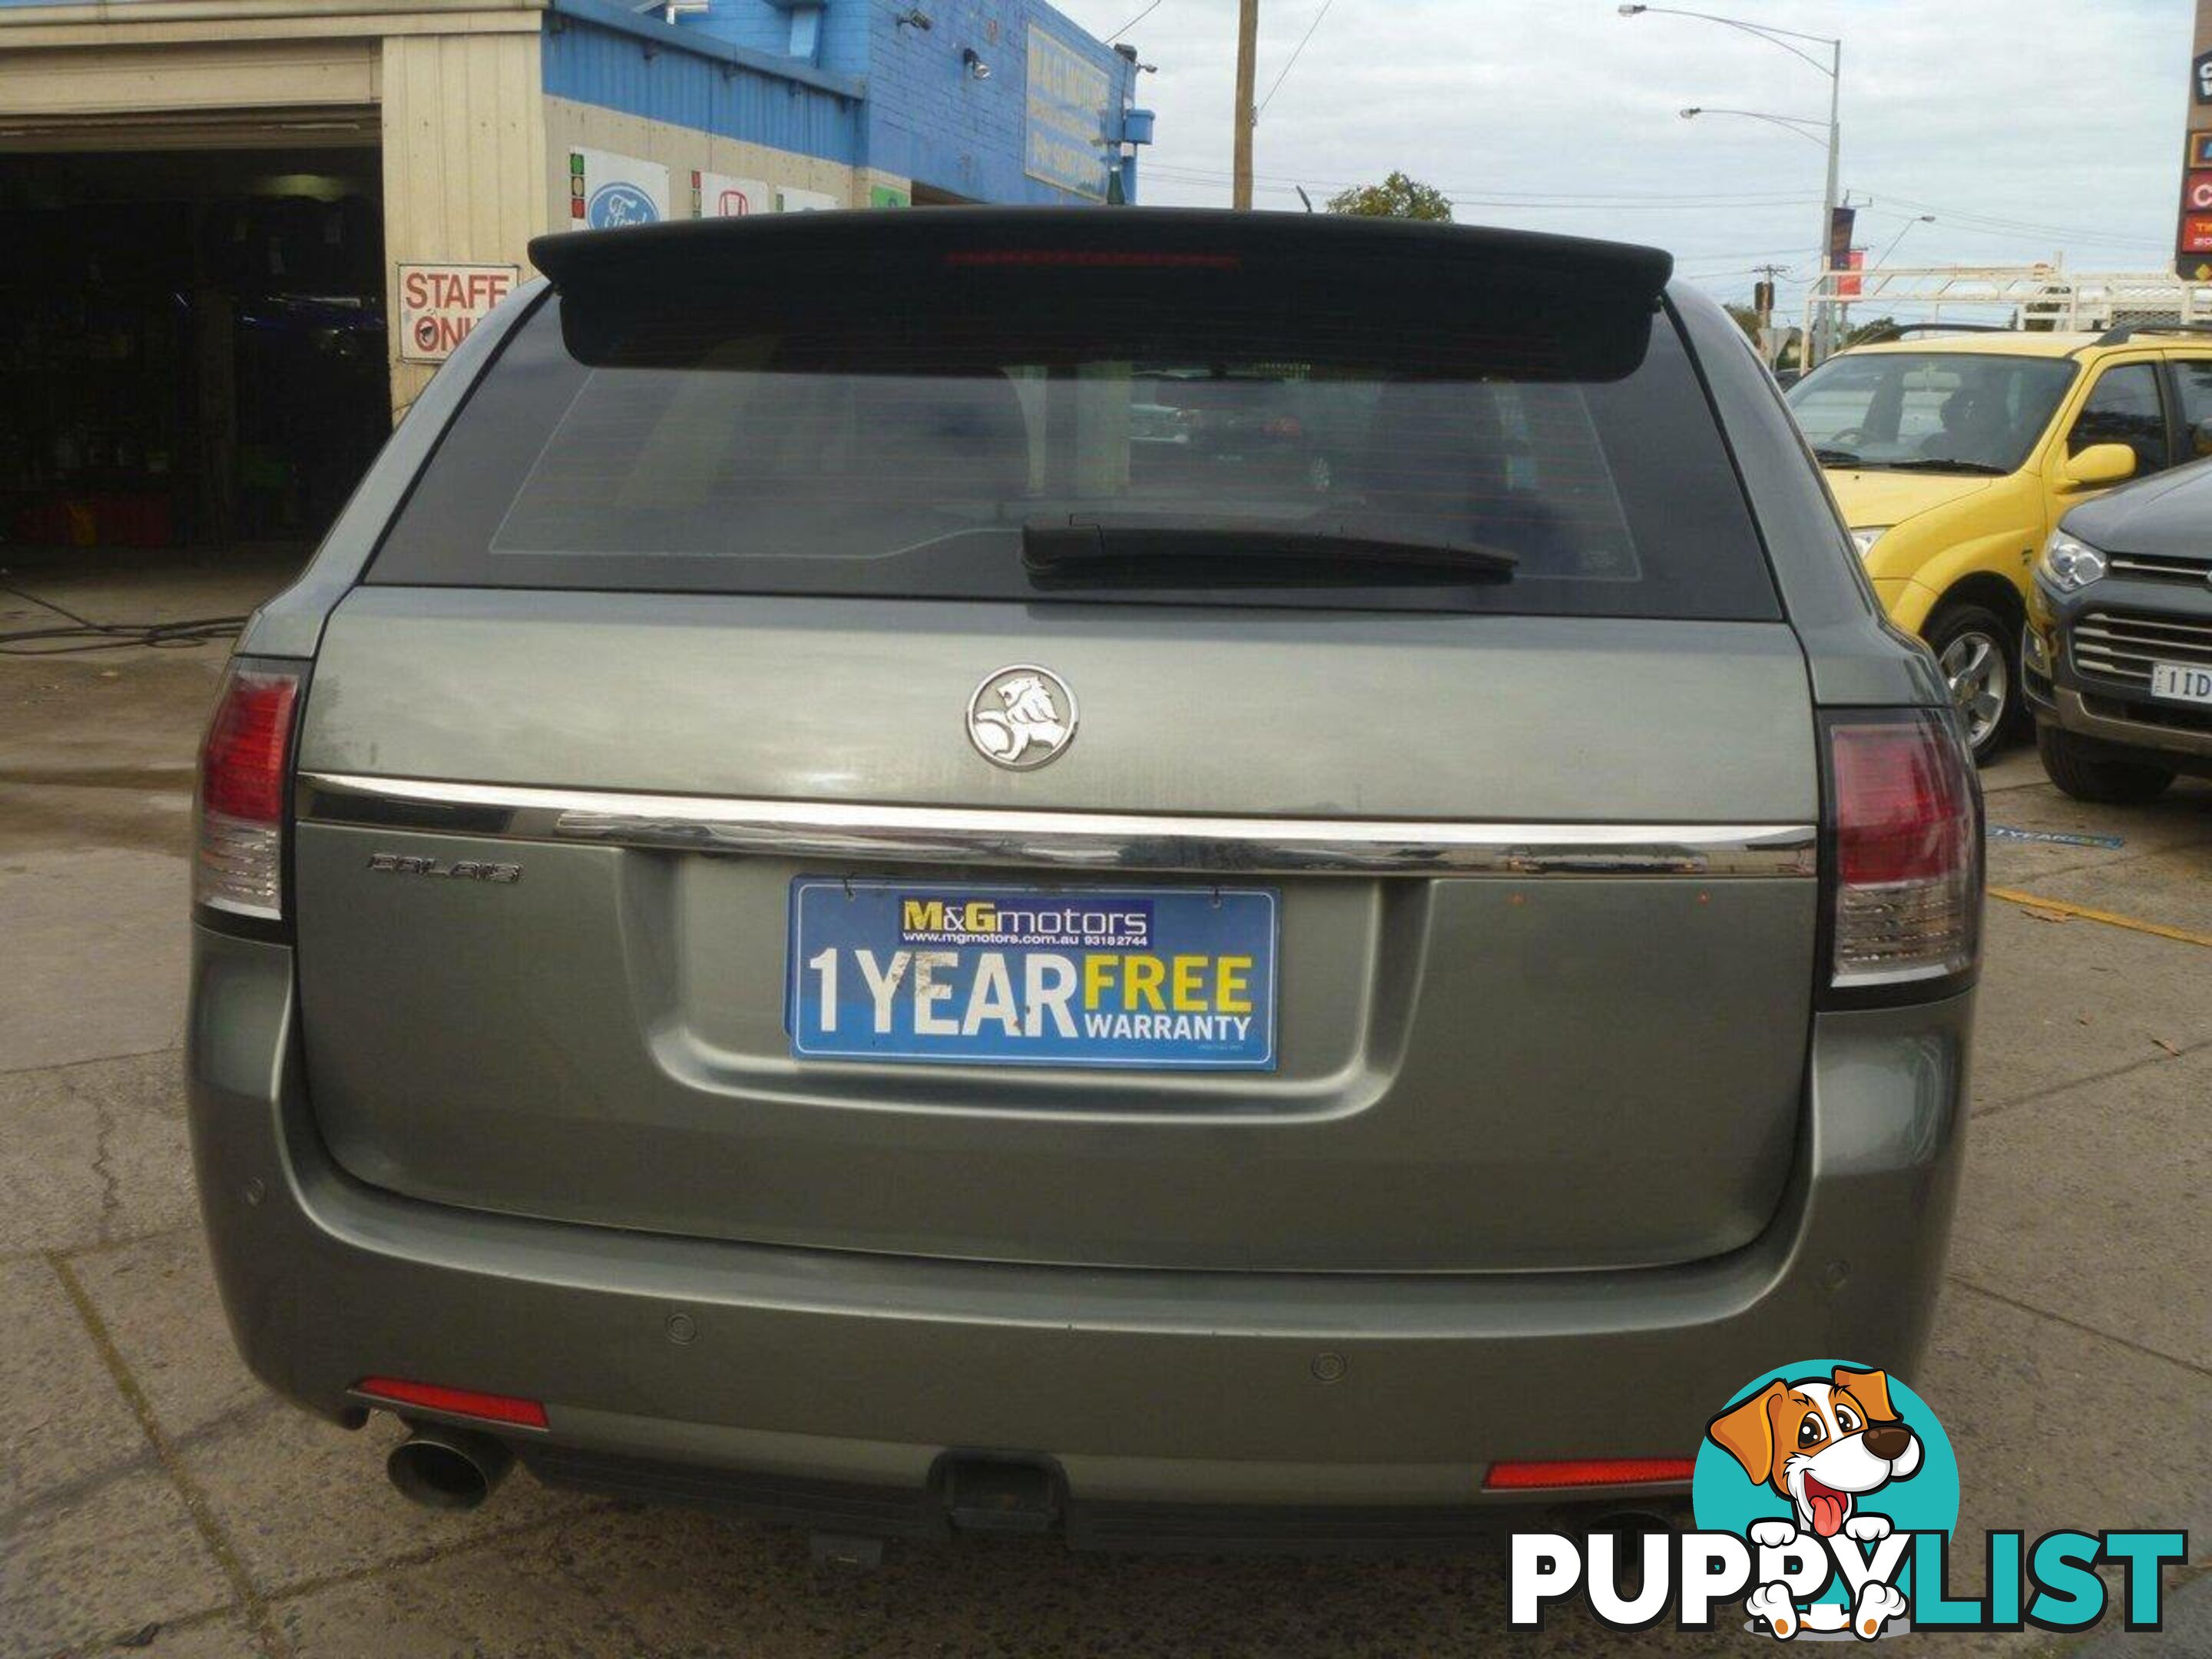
[189,209,1981,1545]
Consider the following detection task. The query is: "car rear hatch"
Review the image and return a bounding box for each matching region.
[290,210,1821,1273]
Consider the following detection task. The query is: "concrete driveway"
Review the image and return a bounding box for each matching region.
[2,559,2206,1657]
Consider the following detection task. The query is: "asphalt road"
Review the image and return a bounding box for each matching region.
[2,556,2207,1657]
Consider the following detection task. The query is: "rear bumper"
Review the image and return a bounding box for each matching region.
[189,926,1971,1527]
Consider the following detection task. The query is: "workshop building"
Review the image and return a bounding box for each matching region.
[0,0,1151,552]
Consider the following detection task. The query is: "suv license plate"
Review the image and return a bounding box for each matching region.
[787,880,1278,1070]
[2150,661,2212,705]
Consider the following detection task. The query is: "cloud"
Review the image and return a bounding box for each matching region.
[1051,0,2186,303]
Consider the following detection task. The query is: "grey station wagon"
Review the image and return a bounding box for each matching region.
[188,209,1982,1548]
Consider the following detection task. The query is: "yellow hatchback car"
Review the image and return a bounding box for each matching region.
[1786,326,2212,759]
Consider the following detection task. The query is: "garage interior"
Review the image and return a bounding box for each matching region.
[0,144,389,563]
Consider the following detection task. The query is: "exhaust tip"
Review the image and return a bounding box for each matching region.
[386,1426,512,1511]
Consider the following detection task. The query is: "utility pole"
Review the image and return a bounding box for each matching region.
[1753,263,1785,368]
[1233,0,1259,209]
[1815,36,1843,366]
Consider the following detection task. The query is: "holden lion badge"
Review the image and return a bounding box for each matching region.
[967,665,1078,771]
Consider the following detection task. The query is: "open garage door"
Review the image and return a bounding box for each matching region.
[0,145,388,556]
[0,31,390,557]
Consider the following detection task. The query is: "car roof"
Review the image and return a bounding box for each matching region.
[1840,331,2104,358]
[1839,329,2212,360]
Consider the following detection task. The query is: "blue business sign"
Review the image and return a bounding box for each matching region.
[1025,28,1114,200]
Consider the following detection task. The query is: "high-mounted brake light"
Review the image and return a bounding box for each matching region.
[355,1377,549,1429]
[1484,1458,1696,1492]
[941,250,1240,270]
[194,660,302,922]
[1824,710,1982,991]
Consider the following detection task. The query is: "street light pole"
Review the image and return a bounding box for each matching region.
[1622,6,1843,362]
[1680,108,1829,144]
[1873,214,1936,270]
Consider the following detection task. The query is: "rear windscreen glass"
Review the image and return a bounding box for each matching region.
[371,253,1779,619]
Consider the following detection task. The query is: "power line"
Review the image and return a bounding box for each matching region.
[1144,165,1820,209]
[1142,161,1815,200]
[1108,0,1165,39]
[1140,158,2167,255]
[1863,191,2167,250]
[1151,161,1820,201]
[1255,0,1335,117]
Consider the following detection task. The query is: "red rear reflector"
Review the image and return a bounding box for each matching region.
[356,1377,549,1429]
[942,250,1240,270]
[1483,1457,1696,1491]
[200,668,298,823]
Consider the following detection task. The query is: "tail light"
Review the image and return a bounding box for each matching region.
[1822,710,1982,995]
[194,658,303,923]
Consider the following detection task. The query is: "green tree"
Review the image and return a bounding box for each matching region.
[1724,303,1763,341]
[1842,315,1901,349]
[1325,172,1453,222]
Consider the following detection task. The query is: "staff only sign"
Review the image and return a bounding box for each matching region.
[397,263,521,365]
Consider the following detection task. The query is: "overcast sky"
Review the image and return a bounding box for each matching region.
[1049,0,2187,316]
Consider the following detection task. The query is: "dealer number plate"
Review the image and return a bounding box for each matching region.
[787,880,1278,1070]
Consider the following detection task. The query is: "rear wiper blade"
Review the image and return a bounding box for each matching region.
[1865,457,2009,476]
[1022,521,1518,587]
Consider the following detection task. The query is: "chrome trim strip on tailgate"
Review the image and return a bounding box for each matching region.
[299,772,1817,879]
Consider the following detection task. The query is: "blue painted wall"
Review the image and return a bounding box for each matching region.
[545,0,864,164]
[862,0,1137,204]
[0,0,1141,204]
[561,0,1141,204]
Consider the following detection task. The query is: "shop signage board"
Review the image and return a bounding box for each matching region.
[778,187,840,213]
[396,263,520,363]
[694,171,774,217]
[1025,27,1112,200]
[2181,4,2212,276]
[568,148,671,231]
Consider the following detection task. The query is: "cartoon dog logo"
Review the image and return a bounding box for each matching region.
[1707,1366,1922,1640]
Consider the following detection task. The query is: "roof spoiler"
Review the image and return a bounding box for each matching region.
[528,206,1674,300]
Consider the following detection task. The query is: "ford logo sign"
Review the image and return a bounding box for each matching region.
[586,182,661,230]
